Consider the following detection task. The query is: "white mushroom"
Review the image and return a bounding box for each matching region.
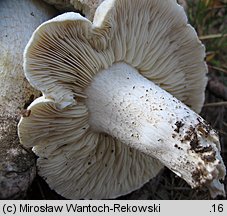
[18,0,226,199]
[0,0,57,199]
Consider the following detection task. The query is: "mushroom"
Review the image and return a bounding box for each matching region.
[0,0,57,199]
[18,0,226,199]
[43,0,188,20]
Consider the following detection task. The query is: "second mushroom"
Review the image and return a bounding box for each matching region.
[18,0,226,199]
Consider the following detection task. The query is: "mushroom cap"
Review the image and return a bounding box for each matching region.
[19,0,207,199]
[43,0,105,20]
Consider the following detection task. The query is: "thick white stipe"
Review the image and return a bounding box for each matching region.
[85,62,226,197]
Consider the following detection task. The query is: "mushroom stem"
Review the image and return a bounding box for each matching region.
[85,62,226,198]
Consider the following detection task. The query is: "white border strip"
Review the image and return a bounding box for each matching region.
[0,200,226,216]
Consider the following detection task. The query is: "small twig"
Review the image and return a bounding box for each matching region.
[167,187,191,191]
[207,5,227,11]
[208,65,227,75]
[218,130,227,136]
[199,33,227,40]
[223,121,227,127]
[203,101,227,107]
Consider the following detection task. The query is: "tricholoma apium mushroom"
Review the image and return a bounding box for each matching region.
[18,0,226,199]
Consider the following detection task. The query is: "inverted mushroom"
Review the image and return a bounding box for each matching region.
[18,0,226,199]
